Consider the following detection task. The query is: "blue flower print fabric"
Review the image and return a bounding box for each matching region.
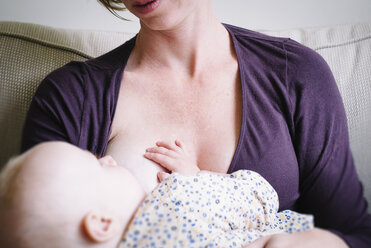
[121,170,313,247]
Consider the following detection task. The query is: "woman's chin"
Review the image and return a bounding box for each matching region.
[139,15,188,33]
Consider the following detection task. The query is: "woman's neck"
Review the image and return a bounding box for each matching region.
[130,3,230,78]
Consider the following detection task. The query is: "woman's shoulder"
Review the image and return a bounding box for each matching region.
[85,35,136,70]
[224,23,324,64]
[283,38,335,91]
[227,24,333,85]
[35,61,87,99]
[37,36,137,97]
[223,23,290,44]
[43,35,136,82]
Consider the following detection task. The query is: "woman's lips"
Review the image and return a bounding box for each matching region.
[132,0,161,15]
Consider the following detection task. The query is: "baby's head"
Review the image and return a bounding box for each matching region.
[0,141,145,248]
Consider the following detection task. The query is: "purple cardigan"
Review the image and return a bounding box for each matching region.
[22,24,371,247]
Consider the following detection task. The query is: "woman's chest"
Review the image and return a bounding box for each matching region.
[105,72,242,192]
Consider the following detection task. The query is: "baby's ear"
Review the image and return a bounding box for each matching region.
[83,210,120,242]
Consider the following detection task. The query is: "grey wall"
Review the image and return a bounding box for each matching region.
[1,0,371,32]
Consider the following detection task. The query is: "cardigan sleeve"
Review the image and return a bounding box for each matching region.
[284,39,371,247]
[21,62,86,153]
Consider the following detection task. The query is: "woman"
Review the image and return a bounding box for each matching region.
[21,0,371,247]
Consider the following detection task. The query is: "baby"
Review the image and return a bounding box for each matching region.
[0,141,313,248]
[0,141,145,248]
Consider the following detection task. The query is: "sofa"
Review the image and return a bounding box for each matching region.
[0,21,370,213]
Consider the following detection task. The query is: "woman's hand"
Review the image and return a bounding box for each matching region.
[144,139,200,181]
[245,228,348,248]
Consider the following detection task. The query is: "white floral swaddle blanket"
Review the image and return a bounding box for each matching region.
[121,170,313,248]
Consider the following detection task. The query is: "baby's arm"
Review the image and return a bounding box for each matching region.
[145,139,226,181]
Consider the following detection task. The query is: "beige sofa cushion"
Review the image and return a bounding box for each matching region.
[0,21,370,212]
